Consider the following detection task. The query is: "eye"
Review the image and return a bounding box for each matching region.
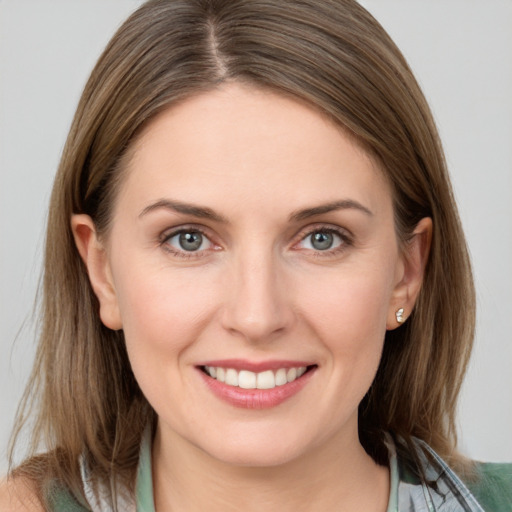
[297,229,346,252]
[164,229,213,253]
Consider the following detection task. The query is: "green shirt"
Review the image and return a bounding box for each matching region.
[47,431,512,511]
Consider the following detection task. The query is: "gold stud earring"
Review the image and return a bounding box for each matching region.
[395,308,405,324]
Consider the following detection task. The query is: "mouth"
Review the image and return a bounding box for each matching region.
[197,361,317,409]
[200,364,315,389]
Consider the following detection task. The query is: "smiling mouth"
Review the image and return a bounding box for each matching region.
[200,365,316,390]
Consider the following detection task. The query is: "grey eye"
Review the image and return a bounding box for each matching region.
[166,230,211,252]
[178,232,203,251]
[297,229,344,252]
[310,231,334,250]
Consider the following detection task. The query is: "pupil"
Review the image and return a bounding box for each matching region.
[312,232,333,250]
[179,232,202,251]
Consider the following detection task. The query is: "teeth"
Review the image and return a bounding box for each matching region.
[204,365,309,389]
[275,368,287,386]
[238,370,256,389]
[225,368,238,387]
[257,370,275,389]
[286,367,297,382]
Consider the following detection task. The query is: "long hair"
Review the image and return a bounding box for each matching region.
[10,0,475,503]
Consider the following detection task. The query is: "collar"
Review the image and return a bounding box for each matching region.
[77,429,484,512]
[387,435,485,512]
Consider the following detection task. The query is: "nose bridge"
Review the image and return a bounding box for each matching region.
[222,242,292,342]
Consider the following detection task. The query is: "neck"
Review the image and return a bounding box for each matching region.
[152,423,389,512]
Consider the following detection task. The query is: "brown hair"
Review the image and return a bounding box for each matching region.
[10,0,475,504]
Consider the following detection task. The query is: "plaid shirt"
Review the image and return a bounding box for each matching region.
[49,430,510,511]
[389,436,487,511]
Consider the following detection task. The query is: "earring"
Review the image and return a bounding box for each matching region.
[395,308,405,324]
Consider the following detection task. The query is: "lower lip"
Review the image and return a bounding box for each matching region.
[198,367,316,409]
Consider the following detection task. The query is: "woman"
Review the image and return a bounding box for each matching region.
[2,0,510,510]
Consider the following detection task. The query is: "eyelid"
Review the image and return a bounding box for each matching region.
[157,222,353,259]
[292,223,354,254]
[159,224,220,258]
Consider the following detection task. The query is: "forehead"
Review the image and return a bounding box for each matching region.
[116,83,392,220]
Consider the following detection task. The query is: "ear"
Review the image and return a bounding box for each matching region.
[71,214,122,330]
[387,217,432,330]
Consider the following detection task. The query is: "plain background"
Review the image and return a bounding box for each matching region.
[1,1,511,473]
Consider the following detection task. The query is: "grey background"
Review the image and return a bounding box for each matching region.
[1,1,511,473]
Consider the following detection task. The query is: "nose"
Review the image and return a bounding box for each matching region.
[221,249,294,343]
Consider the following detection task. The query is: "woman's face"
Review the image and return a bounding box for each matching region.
[85,84,414,467]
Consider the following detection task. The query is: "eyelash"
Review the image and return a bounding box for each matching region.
[293,225,353,257]
[158,224,353,259]
[159,226,216,259]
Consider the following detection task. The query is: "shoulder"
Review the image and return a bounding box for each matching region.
[465,462,512,511]
[0,474,90,512]
[0,476,45,512]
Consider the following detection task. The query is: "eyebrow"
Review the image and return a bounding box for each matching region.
[139,198,372,223]
[289,200,373,222]
[139,199,228,223]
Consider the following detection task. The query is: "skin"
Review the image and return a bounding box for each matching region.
[71,84,431,511]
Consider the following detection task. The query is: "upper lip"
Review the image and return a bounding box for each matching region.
[196,359,315,372]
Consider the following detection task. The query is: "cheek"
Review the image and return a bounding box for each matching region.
[297,264,394,384]
[300,267,393,340]
[112,262,220,365]
[111,263,224,415]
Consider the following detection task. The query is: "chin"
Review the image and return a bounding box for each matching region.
[209,445,303,468]
[194,428,317,468]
